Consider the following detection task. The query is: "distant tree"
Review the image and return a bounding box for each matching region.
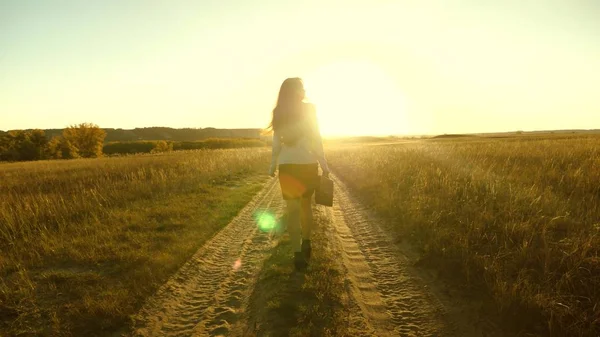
[62,123,106,158]
[0,132,17,161]
[29,129,49,159]
[45,137,60,159]
[0,129,48,161]
[46,136,79,159]
[151,140,173,153]
[15,131,37,161]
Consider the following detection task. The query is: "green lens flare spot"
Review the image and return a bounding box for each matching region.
[254,210,277,232]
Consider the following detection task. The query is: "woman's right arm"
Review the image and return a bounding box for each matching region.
[269,130,282,176]
[313,128,330,176]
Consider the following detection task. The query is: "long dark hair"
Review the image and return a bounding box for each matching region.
[268,77,306,133]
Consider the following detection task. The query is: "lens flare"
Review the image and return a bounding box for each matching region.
[232,258,242,271]
[253,210,278,232]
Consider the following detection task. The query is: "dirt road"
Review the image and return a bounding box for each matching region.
[131,179,285,336]
[132,176,498,336]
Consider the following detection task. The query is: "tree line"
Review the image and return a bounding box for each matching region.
[0,123,106,161]
[40,127,262,142]
[0,123,268,162]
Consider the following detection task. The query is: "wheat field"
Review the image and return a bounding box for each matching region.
[327,135,600,336]
[0,149,269,335]
[2,135,600,336]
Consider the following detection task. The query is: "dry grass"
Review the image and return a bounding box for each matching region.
[0,149,270,336]
[328,135,600,336]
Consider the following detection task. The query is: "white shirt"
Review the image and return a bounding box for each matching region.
[269,110,329,173]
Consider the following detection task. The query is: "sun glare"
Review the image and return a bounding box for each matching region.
[303,60,409,137]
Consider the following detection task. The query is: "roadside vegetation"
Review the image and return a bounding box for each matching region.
[328,135,600,336]
[0,148,269,336]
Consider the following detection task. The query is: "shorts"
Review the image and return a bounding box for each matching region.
[278,163,319,200]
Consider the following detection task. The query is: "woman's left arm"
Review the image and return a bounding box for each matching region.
[308,104,330,176]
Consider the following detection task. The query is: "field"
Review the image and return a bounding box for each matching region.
[0,149,269,335]
[1,134,599,336]
[102,138,267,155]
[327,134,600,336]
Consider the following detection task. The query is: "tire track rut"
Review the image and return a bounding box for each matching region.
[132,178,284,337]
[328,176,455,336]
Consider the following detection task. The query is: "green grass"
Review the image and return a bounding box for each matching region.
[0,149,270,336]
[327,135,600,337]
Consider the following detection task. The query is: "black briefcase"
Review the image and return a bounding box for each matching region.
[315,175,334,207]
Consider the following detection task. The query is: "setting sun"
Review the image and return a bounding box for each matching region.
[303,60,410,137]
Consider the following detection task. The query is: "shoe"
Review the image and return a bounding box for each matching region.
[301,239,312,260]
[294,252,307,271]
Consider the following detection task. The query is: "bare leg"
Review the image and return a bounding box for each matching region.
[286,199,302,253]
[300,196,314,240]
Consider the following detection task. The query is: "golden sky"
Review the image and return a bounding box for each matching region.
[1,0,599,135]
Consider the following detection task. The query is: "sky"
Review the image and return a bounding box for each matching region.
[1,0,599,136]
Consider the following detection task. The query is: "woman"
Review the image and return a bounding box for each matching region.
[268,77,330,270]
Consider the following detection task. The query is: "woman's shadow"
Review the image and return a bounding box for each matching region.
[245,212,309,336]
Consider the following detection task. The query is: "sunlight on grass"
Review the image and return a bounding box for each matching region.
[0,148,270,336]
[328,134,600,336]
